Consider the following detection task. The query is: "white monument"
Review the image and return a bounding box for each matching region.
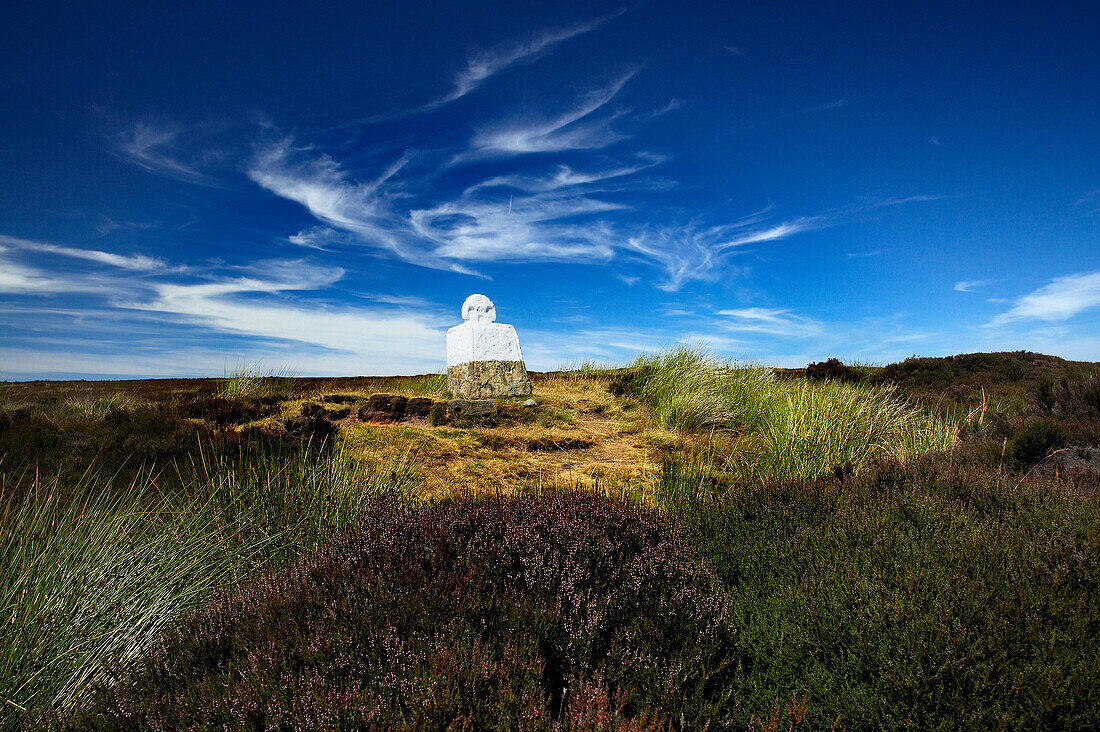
[446,294,532,398]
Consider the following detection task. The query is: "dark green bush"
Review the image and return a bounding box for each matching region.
[1008,418,1064,469]
[804,358,859,383]
[70,493,739,730]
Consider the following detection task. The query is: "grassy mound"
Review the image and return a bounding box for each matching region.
[69,493,738,730]
[622,347,958,480]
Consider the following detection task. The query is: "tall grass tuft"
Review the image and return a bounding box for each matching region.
[630,346,958,480]
[219,361,296,400]
[59,393,143,420]
[756,379,958,481]
[0,445,416,728]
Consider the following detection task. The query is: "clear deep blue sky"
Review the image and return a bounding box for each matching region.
[2,1,1098,378]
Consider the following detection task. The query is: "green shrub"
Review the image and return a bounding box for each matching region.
[804,358,859,383]
[1008,418,1064,469]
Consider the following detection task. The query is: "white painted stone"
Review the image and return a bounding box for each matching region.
[446,294,524,367]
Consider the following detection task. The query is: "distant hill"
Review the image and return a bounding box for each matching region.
[782,351,1099,404]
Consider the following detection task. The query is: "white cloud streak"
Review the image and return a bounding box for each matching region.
[623,214,819,291]
[0,234,167,271]
[469,68,639,156]
[112,122,221,186]
[954,279,993,293]
[246,140,477,274]
[445,14,623,107]
[124,265,447,369]
[990,271,1100,325]
[332,12,624,129]
[715,307,824,338]
[1,248,455,375]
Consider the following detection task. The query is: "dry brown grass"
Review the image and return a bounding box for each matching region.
[339,374,670,497]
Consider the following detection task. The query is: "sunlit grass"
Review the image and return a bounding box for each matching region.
[58,393,144,419]
[219,361,296,400]
[631,346,960,481]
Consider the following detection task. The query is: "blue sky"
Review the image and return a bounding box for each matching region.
[1,1,1098,378]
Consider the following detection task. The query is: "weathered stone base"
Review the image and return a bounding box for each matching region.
[447,399,496,418]
[447,360,533,399]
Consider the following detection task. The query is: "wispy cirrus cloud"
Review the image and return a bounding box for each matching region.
[715,307,824,338]
[445,12,625,107]
[623,214,822,291]
[245,139,475,273]
[249,77,665,276]
[989,271,1100,325]
[0,245,454,375]
[121,261,450,372]
[112,121,221,186]
[471,155,667,194]
[954,279,994,292]
[0,234,168,271]
[245,41,946,292]
[1072,188,1100,215]
[0,256,65,294]
[409,192,625,263]
[333,11,626,128]
[468,68,640,157]
[806,99,849,113]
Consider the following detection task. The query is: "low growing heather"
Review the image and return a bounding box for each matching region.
[69,492,741,730]
[667,453,1100,729]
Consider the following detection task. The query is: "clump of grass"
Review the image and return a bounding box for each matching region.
[626,346,958,481]
[58,393,143,420]
[0,469,242,726]
[68,491,738,730]
[755,378,958,481]
[0,445,415,728]
[219,362,296,400]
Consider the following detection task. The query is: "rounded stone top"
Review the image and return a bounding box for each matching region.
[461,293,496,323]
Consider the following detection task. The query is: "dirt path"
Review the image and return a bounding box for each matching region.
[339,375,666,497]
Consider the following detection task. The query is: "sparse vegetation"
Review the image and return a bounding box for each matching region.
[1,348,1098,729]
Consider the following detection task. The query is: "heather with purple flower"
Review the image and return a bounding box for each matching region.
[70,493,739,729]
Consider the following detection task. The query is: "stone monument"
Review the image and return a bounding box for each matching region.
[447,294,532,398]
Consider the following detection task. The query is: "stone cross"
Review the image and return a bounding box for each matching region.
[446,294,532,398]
